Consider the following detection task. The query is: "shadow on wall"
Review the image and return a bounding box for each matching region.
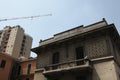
[92,68,101,80]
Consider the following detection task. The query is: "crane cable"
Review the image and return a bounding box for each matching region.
[0,14,52,22]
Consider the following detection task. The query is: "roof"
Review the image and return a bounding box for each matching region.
[31,18,119,54]
[19,57,36,63]
[39,18,107,46]
[0,52,19,61]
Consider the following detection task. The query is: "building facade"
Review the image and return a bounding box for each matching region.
[32,19,120,80]
[0,52,36,80]
[0,53,18,80]
[16,58,36,80]
[0,25,32,58]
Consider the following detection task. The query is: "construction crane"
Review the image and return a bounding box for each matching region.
[0,14,52,22]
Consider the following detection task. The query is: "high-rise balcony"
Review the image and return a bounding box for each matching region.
[42,59,92,76]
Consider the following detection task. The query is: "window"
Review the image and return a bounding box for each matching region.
[76,76,86,80]
[26,78,29,80]
[8,29,11,32]
[75,47,84,65]
[24,36,26,39]
[22,43,24,47]
[52,52,59,64]
[23,40,25,43]
[21,47,24,51]
[27,64,31,74]
[4,42,8,44]
[19,52,23,57]
[75,47,84,59]
[4,46,6,48]
[3,50,5,52]
[52,52,60,69]
[0,60,6,68]
[6,37,9,40]
[17,66,21,75]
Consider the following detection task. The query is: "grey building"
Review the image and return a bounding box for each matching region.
[32,19,120,80]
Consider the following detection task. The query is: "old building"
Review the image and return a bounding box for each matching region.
[0,26,32,58]
[0,25,35,80]
[32,19,120,80]
[0,52,36,80]
[16,58,36,80]
[0,53,18,80]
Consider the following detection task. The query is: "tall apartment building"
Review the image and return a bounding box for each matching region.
[32,19,120,80]
[0,26,32,58]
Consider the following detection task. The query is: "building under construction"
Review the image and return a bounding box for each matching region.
[32,19,120,80]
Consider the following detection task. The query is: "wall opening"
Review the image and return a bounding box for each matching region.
[27,64,31,74]
[75,47,84,65]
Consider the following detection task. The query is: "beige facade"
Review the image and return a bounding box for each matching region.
[0,26,32,58]
[32,19,120,80]
[16,58,36,80]
[0,53,15,80]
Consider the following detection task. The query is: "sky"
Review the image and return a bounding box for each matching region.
[0,0,120,57]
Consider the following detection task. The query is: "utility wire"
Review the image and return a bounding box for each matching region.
[0,14,52,22]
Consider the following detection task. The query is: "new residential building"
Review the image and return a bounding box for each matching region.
[0,26,32,58]
[32,19,120,80]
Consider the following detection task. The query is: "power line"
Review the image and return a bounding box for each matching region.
[0,14,52,22]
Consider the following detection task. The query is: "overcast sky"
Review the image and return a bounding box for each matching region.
[0,0,120,57]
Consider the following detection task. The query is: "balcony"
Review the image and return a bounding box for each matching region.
[18,72,34,76]
[42,59,92,76]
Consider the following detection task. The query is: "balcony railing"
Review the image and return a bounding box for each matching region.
[43,59,91,74]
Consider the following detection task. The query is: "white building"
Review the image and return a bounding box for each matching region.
[0,25,32,58]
